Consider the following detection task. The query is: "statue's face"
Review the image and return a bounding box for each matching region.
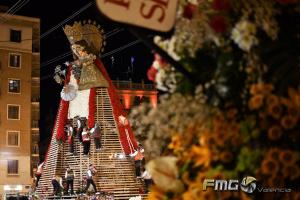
[71,44,87,58]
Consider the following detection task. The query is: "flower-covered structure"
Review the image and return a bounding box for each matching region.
[129,0,300,199]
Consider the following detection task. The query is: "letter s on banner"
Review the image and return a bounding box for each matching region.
[140,3,165,23]
[96,0,178,32]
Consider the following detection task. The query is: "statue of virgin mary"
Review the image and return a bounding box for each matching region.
[56,20,138,155]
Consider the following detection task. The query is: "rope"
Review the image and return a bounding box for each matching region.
[40,1,94,39]
[125,129,135,154]
[0,0,30,23]
[101,39,140,58]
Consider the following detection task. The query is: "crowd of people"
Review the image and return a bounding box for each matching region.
[43,152,152,197]
[34,117,153,196]
[65,117,103,156]
[49,164,98,196]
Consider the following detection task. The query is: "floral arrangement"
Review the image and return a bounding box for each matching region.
[129,0,300,199]
[130,85,300,199]
[147,53,177,92]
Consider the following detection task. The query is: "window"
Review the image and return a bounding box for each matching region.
[9,53,21,68]
[8,79,21,93]
[7,105,20,120]
[7,131,20,147]
[10,30,21,43]
[7,160,19,175]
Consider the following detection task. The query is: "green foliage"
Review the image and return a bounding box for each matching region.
[239,116,257,143]
[235,147,262,174]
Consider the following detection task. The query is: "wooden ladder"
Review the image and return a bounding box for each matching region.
[36,88,148,199]
[36,101,64,197]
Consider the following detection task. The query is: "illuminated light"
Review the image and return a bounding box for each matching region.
[16,185,22,191]
[1,152,11,155]
[4,185,11,191]
[109,154,114,159]
[123,94,131,109]
[4,185,22,191]
[150,95,158,108]
[118,154,125,159]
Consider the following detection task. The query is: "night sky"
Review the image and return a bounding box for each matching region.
[1,0,154,160]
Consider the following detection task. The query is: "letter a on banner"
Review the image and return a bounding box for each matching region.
[96,0,178,32]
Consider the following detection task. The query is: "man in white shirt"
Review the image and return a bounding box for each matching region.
[82,127,91,155]
[84,164,97,193]
[141,169,153,193]
[35,162,44,187]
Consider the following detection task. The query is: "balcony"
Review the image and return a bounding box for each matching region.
[31,133,39,143]
[112,80,156,91]
[31,144,39,156]
[32,68,40,77]
[31,120,39,130]
[31,156,39,166]
[32,27,40,53]
[31,96,40,106]
[31,77,40,86]
[32,53,40,77]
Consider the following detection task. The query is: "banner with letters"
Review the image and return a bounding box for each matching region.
[96,0,178,32]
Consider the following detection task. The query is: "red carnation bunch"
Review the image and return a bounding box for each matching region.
[183,3,197,19]
[209,15,228,33]
[147,67,158,81]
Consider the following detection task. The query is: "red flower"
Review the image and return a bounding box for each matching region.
[183,3,197,19]
[154,53,166,65]
[147,66,158,81]
[209,15,228,33]
[212,0,231,11]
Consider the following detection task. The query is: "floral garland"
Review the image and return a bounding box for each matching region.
[131,1,300,199]
[88,88,96,128]
[147,53,177,92]
[55,66,71,142]
[55,100,69,142]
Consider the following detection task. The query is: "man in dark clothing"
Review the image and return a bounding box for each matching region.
[65,166,75,195]
[134,147,144,177]
[73,116,86,143]
[51,175,62,196]
[84,164,97,193]
[90,122,102,150]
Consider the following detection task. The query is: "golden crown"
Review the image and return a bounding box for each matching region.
[63,20,106,55]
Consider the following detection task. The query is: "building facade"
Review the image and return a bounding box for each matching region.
[0,13,40,197]
[113,79,158,110]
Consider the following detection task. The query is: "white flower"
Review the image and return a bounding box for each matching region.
[153,36,181,61]
[129,196,141,200]
[231,20,258,52]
